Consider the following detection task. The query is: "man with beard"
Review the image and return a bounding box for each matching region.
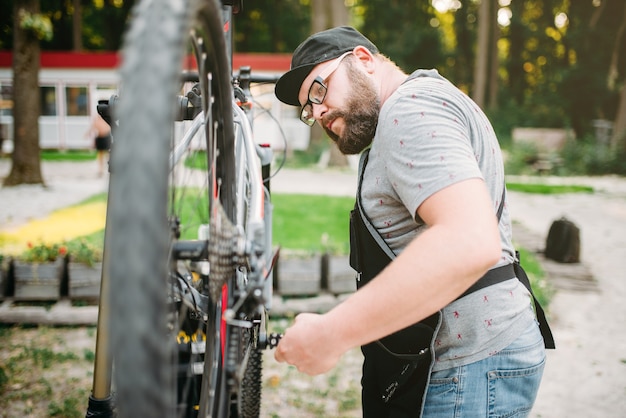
[273,26,553,417]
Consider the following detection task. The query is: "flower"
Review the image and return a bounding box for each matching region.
[19,241,66,263]
[66,239,103,267]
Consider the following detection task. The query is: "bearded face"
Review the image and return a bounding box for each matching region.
[322,59,381,155]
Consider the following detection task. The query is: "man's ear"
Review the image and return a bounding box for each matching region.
[352,45,375,72]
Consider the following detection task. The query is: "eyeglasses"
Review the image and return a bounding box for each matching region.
[300,51,352,126]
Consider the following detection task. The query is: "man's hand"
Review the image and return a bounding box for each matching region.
[274,312,346,375]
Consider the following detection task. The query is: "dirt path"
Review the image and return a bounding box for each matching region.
[506,176,626,418]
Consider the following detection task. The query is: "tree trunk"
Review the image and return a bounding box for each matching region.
[72,0,82,51]
[472,0,491,108]
[311,0,350,167]
[311,0,328,33]
[4,0,44,186]
[487,0,500,110]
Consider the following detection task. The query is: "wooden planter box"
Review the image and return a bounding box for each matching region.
[68,262,102,299]
[12,259,65,301]
[326,255,356,295]
[274,256,321,296]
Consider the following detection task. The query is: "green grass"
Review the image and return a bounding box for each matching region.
[517,247,554,309]
[506,182,594,194]
[40,150,97,161]
[65,191,354,254]
[184,151,208,170]
[272,193,354,254]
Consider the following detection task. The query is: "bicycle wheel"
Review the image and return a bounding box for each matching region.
[106,0,250,417]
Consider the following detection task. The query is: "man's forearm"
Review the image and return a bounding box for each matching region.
[323,211,500,351]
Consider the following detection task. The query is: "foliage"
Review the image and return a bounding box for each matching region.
[503,142,547,175]
[487,97,572,147]
[233,0,311,53]
[558,137,626,176]
[504,136,626,176]
[356,0,445,73]
[65,238,102,267]
[18,9,52,41]
[17,237,102,266]
[19,241,67,263]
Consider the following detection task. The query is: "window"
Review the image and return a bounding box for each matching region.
[40,86,57,116]
[66,86,89,116]
[0,83,12,116]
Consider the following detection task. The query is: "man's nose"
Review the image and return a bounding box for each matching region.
[312,102,328,122]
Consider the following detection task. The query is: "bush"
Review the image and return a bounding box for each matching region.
[559,136,626,175]
[504,134,626,176]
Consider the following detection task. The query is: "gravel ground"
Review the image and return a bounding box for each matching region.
[1,158,626,417]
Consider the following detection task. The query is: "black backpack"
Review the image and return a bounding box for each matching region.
[545,217,580,263]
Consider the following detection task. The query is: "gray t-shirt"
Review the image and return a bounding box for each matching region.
[360,69,536,371]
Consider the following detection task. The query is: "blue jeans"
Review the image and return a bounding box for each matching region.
[423,322,546,418]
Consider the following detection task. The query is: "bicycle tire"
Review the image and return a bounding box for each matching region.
[240,344,263,417]
[106,0,243,417]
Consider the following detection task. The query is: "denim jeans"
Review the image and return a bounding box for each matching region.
[423,322,546,418]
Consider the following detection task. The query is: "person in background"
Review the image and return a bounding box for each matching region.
[85,113,111,177]
[273,26,553,417]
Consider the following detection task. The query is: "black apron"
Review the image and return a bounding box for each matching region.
[349,149,554,418]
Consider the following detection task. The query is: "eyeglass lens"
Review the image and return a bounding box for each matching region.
[300,80,327,125]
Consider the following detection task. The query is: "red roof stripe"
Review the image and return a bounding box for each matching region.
[0,51,291,72]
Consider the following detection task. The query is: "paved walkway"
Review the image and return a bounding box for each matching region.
[1,158,625,417]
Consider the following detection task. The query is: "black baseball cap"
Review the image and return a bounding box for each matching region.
[274,26,379,107]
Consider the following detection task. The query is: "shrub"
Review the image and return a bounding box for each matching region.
[65,239,103,267]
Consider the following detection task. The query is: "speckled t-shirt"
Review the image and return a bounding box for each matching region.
[360,69,536,371]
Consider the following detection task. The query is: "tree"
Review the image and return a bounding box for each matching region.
[505,0,529,106]
[311,0,351,168]
[233,0,310,53]
[559,0,624,138]
[4,0,50,186]
[357,0,444,73]
[448,2,475,90]
[487,0,500,110]
[472,0,492,108]
[72,0,82,51]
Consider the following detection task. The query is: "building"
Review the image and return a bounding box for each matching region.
[0,51,309,153]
